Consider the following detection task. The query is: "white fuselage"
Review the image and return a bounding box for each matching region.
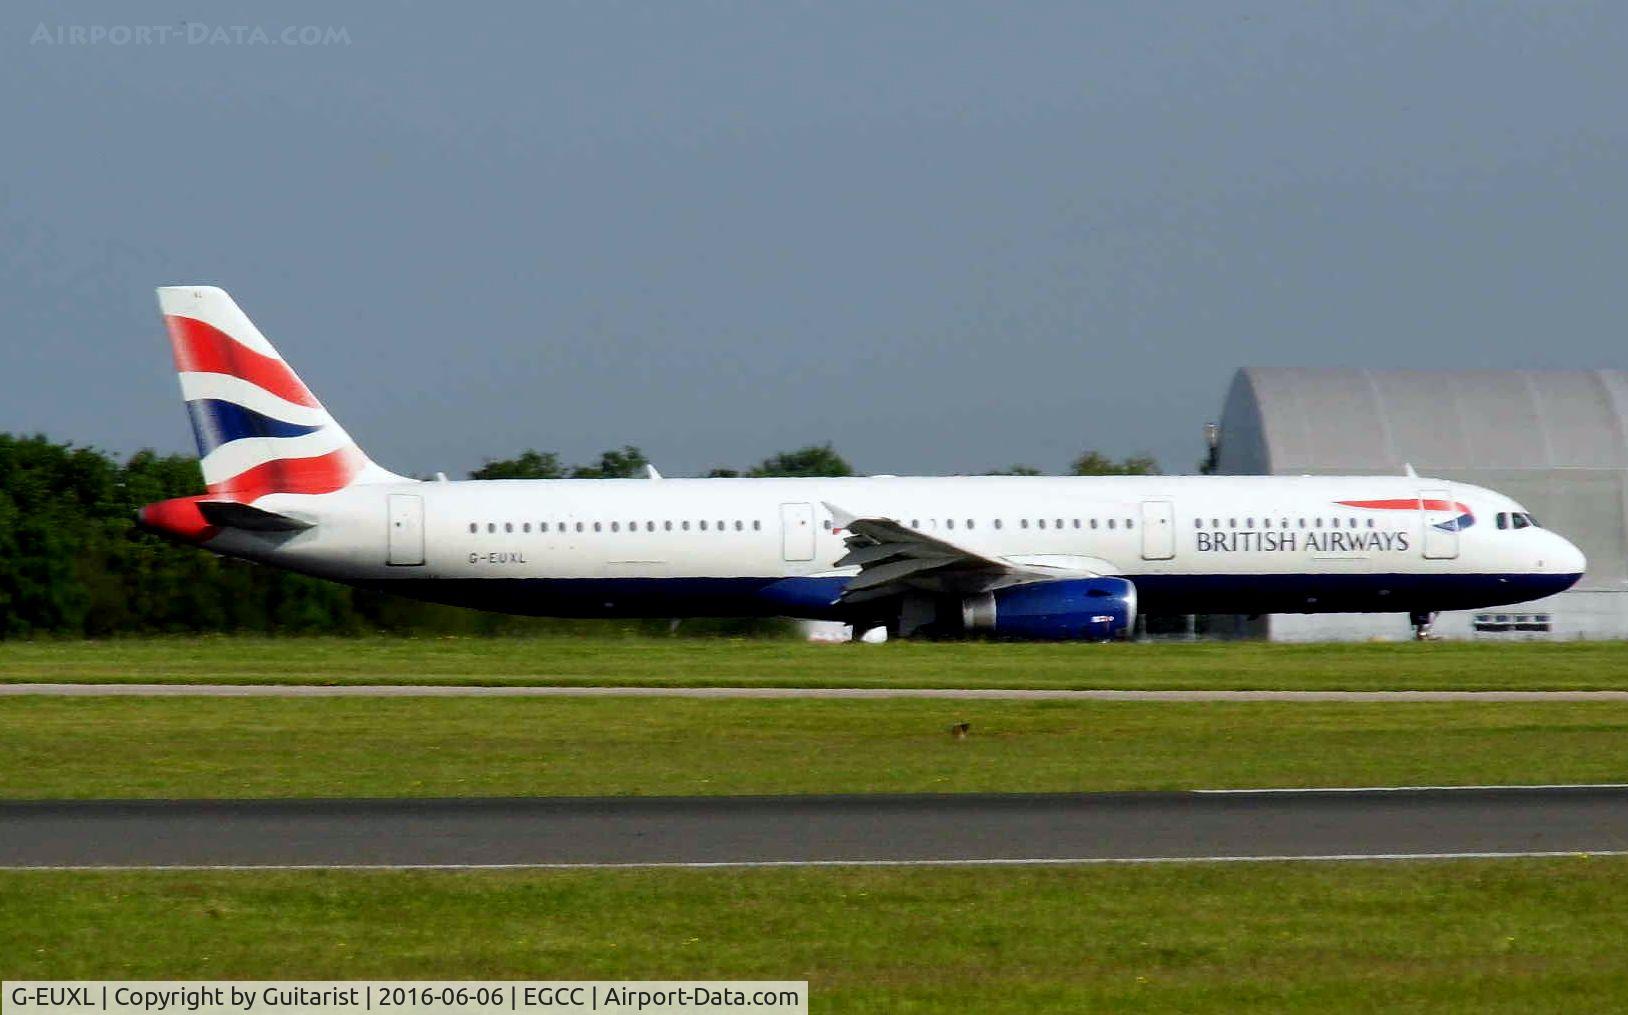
[202,473,1585,624]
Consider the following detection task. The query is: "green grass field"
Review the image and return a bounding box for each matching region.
[5,635,1628,689]
[9,639,1627,1010]
[6,696,1628,798]
[5,860,1628,1011]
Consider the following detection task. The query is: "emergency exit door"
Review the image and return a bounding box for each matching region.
[388,494,425,566]
[1139,499,1176,560]
[780,502,816,561]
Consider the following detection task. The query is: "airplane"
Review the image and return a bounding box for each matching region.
[136,286,1586,641]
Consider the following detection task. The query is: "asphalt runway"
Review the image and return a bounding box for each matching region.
[5,683,1628,700]
[5,787,1628,868]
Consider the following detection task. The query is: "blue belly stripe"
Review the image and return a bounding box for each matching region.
[361,571,1582,621]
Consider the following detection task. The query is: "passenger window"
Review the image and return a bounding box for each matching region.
[1366,518,1374,528]
[575,522,584,533]
[735,520,743,531]
[1211,518,1220,528]
[1090,519,1098,530]
[1246,518,1254,528]
[1072,519,1081,529]
[1036,519,1045,530]
[946,519,956,530]
[664,521,673,531]
[1194,518,1203,528]
[753,520,761,531]
[610,522,619,532]
[468,523,477,534]
[1126,519,1134,530]
[1107,519,1117,530]
[699,520,708,531]
[717,520,726,531]
[523,522,531,533]
[967,519,976,530]
[593,522,602,532]
[487,523,496,534]
[682,521,690,531]
[1020,519,1029,529]
[1314,518,1323,528]
[1229,518,1236,528]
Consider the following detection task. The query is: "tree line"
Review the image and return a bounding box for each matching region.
[0,433,1155,638]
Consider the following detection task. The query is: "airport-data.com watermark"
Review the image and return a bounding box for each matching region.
[30,22,351,47]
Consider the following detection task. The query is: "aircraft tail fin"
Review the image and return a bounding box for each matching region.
[155,285,408,500]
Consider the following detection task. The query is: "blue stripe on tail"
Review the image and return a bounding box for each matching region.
[185,399,323,454]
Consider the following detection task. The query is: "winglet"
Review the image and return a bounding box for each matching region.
[1403,462,1419,478]
[645,464,663,480]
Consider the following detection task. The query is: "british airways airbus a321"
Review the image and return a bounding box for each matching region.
[137,286,1585,640]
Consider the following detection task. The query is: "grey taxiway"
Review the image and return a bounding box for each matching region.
[4,787,1627,869]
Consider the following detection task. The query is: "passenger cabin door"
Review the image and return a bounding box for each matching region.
[387,493,425,566]
[1419,488,1460,560]
[780,502,816,562]
[1139,499,1176,560]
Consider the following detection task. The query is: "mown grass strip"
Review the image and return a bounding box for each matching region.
[5,636,1628,690]
[5,860,1628,1011]
[5,697,1628,798]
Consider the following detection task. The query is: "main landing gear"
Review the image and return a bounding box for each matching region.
[1409,611,1439,641]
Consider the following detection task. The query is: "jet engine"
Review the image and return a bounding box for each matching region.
[960,577,1137,641]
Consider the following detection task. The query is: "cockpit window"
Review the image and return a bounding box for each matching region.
[1499,511,1539,530]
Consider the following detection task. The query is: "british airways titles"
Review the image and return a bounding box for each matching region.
[1194,528,1412,554]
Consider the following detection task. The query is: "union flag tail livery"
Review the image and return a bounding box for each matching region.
[158,285,403,500]
[137,283,1585,641]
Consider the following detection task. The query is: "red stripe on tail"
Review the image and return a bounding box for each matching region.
[165,315,320,408]
[207,446,363,502]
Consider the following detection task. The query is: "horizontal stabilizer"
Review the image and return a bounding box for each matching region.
[195,500,314,532]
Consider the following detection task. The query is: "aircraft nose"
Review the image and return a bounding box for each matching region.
[1548,532,1587,579]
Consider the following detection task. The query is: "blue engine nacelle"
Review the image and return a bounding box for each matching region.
[960,577,1137,641]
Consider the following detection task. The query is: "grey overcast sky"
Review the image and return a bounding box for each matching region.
[3,2,1625,477]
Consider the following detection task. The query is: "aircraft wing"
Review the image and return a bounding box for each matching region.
[822,501,1100,604]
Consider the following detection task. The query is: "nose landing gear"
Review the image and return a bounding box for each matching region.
[1409,611,1439,641]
